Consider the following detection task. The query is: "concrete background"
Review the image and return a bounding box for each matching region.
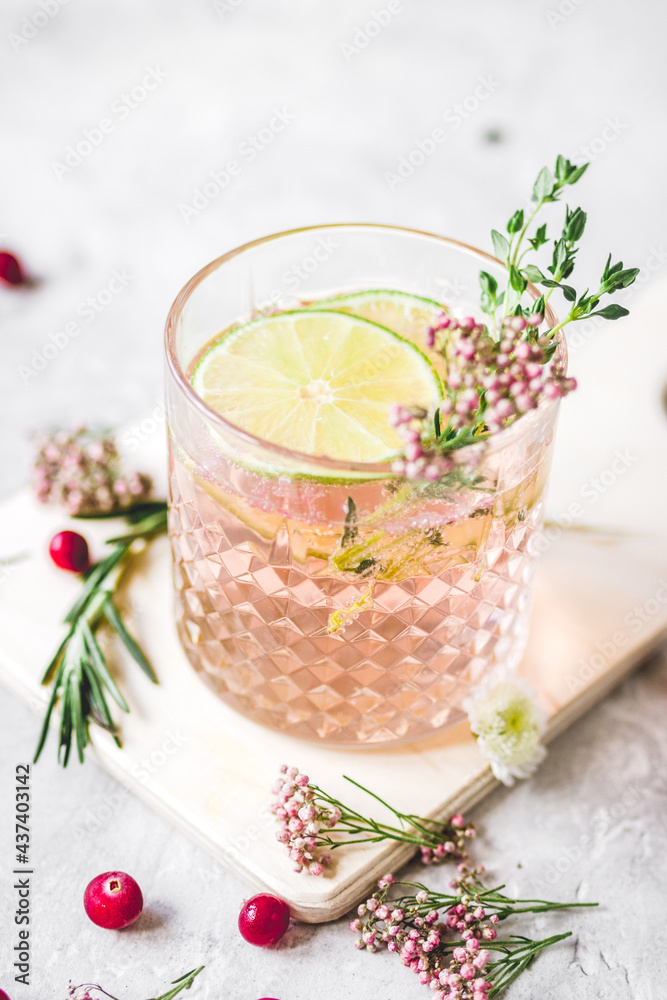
[1,1,666,998]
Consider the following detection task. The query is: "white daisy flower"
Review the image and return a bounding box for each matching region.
[463,668,547,786]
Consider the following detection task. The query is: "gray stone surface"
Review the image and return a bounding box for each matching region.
[1,1,666,997]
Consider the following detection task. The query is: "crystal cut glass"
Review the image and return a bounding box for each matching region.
[164,225,564,746]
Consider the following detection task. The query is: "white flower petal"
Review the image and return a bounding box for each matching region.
[464,667,547,786]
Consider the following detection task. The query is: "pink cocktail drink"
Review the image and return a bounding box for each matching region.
[164,226,563,746]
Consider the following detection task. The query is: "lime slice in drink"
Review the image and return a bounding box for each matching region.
[310,289,447,377]
[191,309,442,464]
[309,289,445,344]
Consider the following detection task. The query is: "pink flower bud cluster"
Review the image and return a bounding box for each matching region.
[32,428,152,516]
[352,876,497,999]
[388,404,455,482]
[420,814,476,866]
[390,311,576,481]
[469,315,576,434]
[271,765,338,876]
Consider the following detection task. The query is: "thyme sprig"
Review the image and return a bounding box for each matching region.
[481,153,639,335]
[34,501,168,767]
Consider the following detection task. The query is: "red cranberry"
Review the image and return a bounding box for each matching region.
[49,530,90,573]
[0,990,13,1000]
[0,251,25,286]
[83,871,143,929]
[238,894,290,947]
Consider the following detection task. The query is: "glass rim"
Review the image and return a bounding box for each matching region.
[164,222,566,475]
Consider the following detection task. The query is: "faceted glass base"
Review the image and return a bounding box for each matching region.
[168,455,540,746]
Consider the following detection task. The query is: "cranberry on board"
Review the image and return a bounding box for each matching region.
[48,530,90,573]
[238,894,290,947]
[83,871,143,929]
[0,989,13,1000]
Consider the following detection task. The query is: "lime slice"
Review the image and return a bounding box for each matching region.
[191,309,442,464]
[310,288,445,343]
[310,289,446,377]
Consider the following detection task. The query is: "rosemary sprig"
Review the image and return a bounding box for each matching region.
[34,501,168,767]
[147,966,205,1000]
[69,965,204,1000]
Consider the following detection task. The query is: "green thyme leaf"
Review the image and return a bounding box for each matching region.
[528,223,548,251]
[550,238,568,275]
[564,206,587,243]
[567,163,589,185]
[522,264,546,284]
[588,303,630,320]
[507,209,524,234]
[509,265,527,293]
[491,229,510,262]
[532,166,553,203]
[479,270,498,294]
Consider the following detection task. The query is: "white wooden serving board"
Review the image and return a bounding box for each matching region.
[0,488,666,922]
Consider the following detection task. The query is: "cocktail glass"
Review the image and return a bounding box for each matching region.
[164,224,564,746]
